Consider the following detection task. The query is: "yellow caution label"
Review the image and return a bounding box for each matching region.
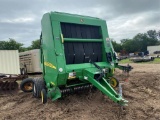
[51,82,55,86]
[44,62,56,69]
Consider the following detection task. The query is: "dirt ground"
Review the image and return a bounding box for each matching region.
[0,63,160,120]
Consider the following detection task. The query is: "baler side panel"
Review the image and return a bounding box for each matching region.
[101,22,117,65]
[51,21,67,86]
[41,13,58,85]
[101,22,109,62]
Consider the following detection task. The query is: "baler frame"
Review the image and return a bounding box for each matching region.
[33,12,132,106]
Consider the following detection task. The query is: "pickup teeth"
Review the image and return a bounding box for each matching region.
[60,84,93,96]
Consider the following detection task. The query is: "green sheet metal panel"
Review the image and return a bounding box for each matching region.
[41,12,116,86]
[41,13,59,85]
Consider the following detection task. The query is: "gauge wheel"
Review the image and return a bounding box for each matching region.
[41,89,47,104]
[20,78,33,92]
[109,77,119,88]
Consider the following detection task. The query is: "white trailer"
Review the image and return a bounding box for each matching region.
[19,49,42,73]
[147,45,160,57]
[0,50,23,91]
[0,50,20,75]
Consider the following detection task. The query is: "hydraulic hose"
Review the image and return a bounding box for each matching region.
[90,60,105,80]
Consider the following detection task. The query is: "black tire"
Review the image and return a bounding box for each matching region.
[20,78,34,92]
[33,77,45,98]
[41,89,47,104]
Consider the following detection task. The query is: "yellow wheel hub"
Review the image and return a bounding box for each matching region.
[110,77,118,88]
[41,91,44,103]
[24,82,33,91]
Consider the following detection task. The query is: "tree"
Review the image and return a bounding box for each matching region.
[120,39,128,44]
[147,30,157,40]
[121,39,136,53]
[132,31,159,52]
[0,38,25,52]
[157,30,160,40]
[112,41,122,52]
[120,30,160,53]
[31,39,40,49]
[0,41,7,50]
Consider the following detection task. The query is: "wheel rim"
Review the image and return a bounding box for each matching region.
[41,91,44,103]
[34,84,36,93]
[110,77,117,88]
[24,82,33,91]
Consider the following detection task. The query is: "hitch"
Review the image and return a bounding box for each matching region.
[116,64,133,82]
[83,68,128,106]
[90,60,105,81]
[117,64,133,73]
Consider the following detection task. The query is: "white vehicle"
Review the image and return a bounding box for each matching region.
[147,45,160,58]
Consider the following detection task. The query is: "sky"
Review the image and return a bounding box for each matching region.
[0,0,160,47]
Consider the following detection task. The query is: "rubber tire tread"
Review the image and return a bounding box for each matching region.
[20,78,33,92]
[33,77,45,98]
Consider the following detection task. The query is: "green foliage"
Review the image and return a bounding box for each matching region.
[121,39,135,53]
[112,41,122,52]
[149,58,160,64]
[119,58,160,64]
[121,30,160,53]
[0,38,25,52]
[118,58,133,64]
[31,39,40,49]
[25,39,40,50]
[0,38,40,52]
[112,30,160,53]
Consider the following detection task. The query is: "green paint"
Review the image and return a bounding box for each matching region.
[40,11,129,105]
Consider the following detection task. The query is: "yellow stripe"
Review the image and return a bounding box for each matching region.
[61,33,64,43]
[68,76,76,79]
[44,62,56,69]
[51,82,55,86]
[112,68,115,74]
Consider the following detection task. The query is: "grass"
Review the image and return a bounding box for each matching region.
[119,58,160,64]
[118,58,132,64]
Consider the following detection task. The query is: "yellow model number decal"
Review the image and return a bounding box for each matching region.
[44,62,56,69]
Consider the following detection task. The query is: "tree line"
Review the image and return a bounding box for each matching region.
[112,30,160,53]
[0,30,159,53]
[0,38,40,52]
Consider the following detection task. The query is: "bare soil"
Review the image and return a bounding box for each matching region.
[0,64,160,120]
